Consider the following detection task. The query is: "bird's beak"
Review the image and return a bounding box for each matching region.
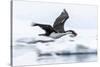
[39,34,45,36]
[31,22,36,26]
[31,23,34,26]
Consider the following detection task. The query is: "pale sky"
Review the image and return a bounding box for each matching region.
[13,1,97,29]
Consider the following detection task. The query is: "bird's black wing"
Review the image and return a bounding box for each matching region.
[53,9,69,33]
[32,23,56,36]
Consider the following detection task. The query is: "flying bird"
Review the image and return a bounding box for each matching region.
[32,9,77,39]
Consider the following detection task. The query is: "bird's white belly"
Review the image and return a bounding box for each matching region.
[50,32,66,39]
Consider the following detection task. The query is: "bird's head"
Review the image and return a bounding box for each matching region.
[31,22,39,26]
[38,34,46,36]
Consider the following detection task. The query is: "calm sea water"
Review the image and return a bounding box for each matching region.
[37,54,97,64]
[13,44,97,66]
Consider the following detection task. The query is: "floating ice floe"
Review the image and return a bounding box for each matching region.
[14,33,97,57]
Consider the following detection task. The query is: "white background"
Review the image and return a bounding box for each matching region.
[0,0,100,67]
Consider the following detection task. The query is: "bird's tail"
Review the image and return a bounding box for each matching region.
[66,30,77,37]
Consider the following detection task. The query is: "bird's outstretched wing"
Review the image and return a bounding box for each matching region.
[32,23,56,36]
[53,9,69,33]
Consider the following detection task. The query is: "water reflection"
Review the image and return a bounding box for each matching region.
[76,54,90,62]
[37,54,97,64]
[76,54,97,62]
